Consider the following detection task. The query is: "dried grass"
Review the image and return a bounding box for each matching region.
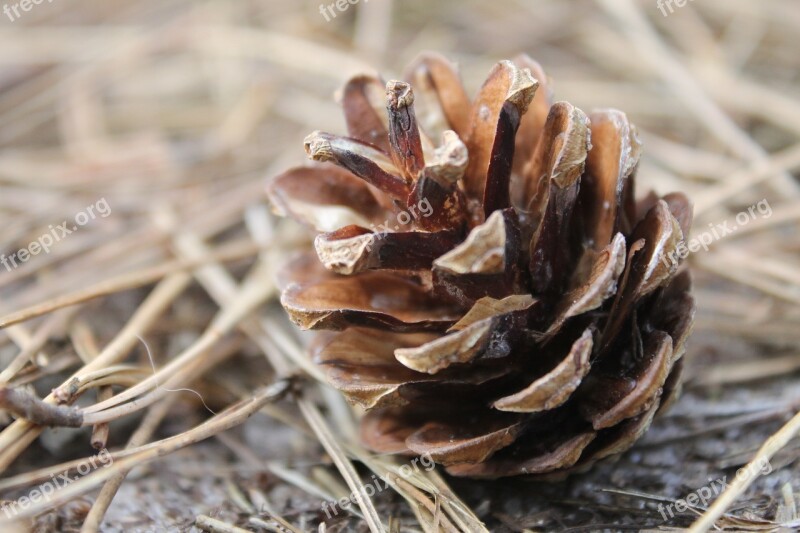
[0,0,798,531]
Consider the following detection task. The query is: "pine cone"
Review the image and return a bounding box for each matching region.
[267,53,695,478]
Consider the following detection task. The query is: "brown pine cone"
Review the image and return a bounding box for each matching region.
[267,53,695,478]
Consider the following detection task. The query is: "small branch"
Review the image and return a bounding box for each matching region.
[81,397,177,533]
[0,379,295,525]
[91,386,114,449]
[0,388,83,427]
[71,321,113,450]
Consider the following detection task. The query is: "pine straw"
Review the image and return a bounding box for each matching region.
[0,0,798,531]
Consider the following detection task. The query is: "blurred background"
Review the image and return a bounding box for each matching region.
[1,0,799,531]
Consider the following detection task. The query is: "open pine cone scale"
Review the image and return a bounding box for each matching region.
[267,52,695,478]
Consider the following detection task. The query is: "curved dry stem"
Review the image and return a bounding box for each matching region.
[0,379,293,525]
[0,273,193,473]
